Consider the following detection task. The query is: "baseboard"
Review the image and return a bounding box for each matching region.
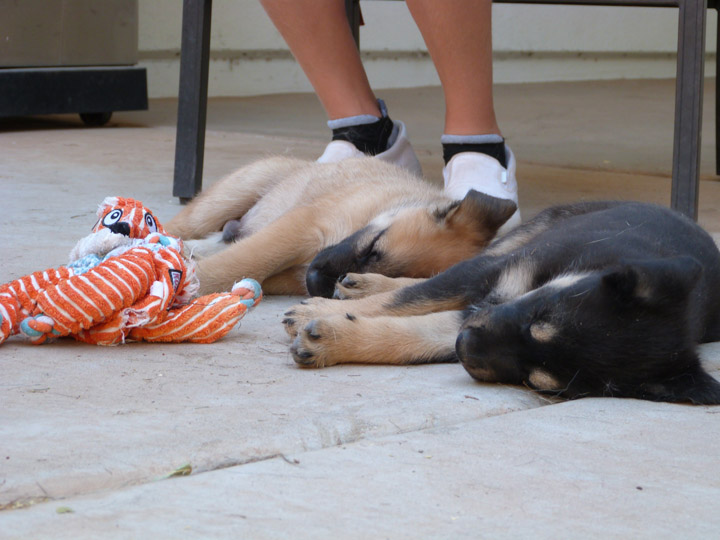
[138,50,717,99]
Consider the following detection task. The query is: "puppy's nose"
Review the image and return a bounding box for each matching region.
[456,325,525,384]
[305,268,337,298]
[455,328,479,364]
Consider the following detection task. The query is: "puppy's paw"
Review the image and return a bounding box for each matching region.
[282,311,301,338]
[282,297,338,338]
[290,315,358,368]
[333,273,396,300]
[221,219,245,243]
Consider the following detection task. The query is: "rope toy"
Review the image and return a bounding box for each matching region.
[0,197,262,346]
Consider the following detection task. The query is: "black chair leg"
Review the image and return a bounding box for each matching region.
[173,0,213,203]
[344,0,361,48]
[671,0,707,220]
[715,5,720,176]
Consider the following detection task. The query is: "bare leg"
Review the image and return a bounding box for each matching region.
[260,0,380,120]
[405,0,500,136]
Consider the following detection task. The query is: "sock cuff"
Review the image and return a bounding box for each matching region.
[328,114,380,130]
[441,134,504,145]
[327,99,389,130]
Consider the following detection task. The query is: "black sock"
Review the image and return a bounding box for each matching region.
[332,115,394,156]
[442,142,507,168]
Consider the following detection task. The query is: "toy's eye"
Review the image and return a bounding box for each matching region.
[102,209,123,227]
[145,213,157,232]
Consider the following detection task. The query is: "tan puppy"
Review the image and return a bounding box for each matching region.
[166,156,516,295]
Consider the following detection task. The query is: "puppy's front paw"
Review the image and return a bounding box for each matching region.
[334,273,376,299]
[334,273,410,299]
[282,297,337,338]
[290,315,357,367]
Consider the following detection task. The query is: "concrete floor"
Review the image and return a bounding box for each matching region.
[1,79,720,538]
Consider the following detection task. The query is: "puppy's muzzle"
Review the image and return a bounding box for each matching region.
[305,268,339,298]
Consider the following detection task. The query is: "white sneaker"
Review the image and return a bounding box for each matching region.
[443,146,521,235]
[317,120,423,177]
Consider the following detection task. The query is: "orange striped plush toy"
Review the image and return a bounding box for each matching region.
[0,197,261,346]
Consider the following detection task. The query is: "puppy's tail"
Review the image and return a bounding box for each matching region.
[644,365,720,405]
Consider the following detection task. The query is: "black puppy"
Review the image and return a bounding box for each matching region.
[285,201,720,404]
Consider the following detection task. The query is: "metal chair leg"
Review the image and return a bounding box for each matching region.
[344,0,361,48]
[671,0,707,220]
[173,0,213,203]
[715,4,720,176]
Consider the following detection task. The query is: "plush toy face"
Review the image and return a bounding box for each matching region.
[92,197,167,239]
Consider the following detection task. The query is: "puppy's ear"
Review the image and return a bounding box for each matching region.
[442,190,517,234]
[602,256,703,305]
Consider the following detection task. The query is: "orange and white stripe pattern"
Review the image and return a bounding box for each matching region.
[130,279,262,343]
[72,246,188,345]
[0,247,158,343]
[128,293,250,343]
[0,197,261,346]
[1,267,74,319]
[1,267,76,343]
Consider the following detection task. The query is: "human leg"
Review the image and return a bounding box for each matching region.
[405,0,499,136]
[406,0,520,230]
[259,0,378,120]
[260,0,421,173]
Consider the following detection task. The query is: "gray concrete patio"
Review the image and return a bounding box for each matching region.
[1,79,719,538]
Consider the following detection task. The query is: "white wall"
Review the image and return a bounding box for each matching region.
[138,0,717,98]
